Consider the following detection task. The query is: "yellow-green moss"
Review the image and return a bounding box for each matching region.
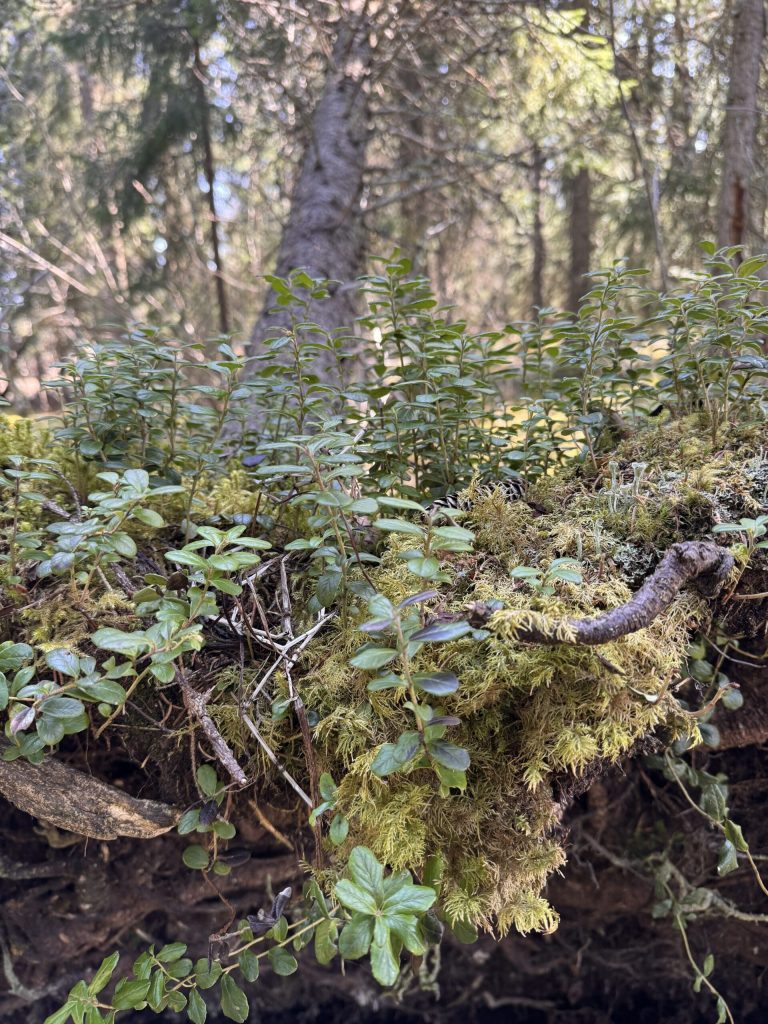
[294,419,760,938]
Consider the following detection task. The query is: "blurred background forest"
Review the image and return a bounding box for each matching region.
[1,0,766,408]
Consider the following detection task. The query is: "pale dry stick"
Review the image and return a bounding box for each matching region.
[241,713,313,807]
[249,611,334,703]
[248,799,294,850]
[278,557,296,638]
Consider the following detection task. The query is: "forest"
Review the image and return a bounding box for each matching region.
[0,1,767,1023]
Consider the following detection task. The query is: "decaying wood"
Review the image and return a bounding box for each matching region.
[466,541,734,645]
[0,750,179,839]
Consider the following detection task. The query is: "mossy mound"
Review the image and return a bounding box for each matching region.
[292,419,766,936]
[2,415,763,941]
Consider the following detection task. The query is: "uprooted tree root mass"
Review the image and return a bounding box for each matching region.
[1,415,767,1022]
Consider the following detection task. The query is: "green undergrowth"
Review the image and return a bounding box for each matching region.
[3,255,768,1017]
[3,413,763,943]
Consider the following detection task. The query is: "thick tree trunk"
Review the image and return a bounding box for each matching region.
[716,0,765,249]
[248,7,371,355]
[565,166,591,311]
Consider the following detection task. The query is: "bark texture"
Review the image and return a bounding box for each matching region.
[566,166,591,311]
[716,0,765,248]
[248,7,371,354]
[0,749,179,839]
[531,143,546,312]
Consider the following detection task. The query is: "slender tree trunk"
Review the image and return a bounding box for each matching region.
[565,167,591,311]
[193,42,230,335]
[531,143,545,312]
[248,6,371,355]
[717,0,765,249]
[398,61,430,273]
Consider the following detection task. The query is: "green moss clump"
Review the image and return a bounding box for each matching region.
[295,418,762,938]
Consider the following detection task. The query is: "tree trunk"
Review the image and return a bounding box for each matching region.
[531,143,545,312]
[565,167,591,311]
[193,41,230,336]
[248,6,371,356]
[716,0,765,249]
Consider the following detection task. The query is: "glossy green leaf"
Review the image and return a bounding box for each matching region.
[334,879,377,915]
[87,952,119,995]
[338,914,374,960]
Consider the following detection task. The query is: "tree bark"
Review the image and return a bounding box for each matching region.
[247,6,371,356]
[193,41,230,335]
[531,143,545,312]
[565,167,591,311]
[717,0,765,249]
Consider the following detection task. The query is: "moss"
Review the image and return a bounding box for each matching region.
[0,415,54,460]
[1,413,756,943]
[291,417,761,938]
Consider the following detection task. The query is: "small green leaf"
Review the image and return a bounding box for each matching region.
[111,978,151,1010]
[147,969,166,1012]
[370,925,400,987]
[427,739,470,771]
[196,764,219,796]
[348,845,384,896]
[111,533,137,558]
[45,649,80,678]
[183,845,210,870]
[186,987,207,1019]
[193,959,222,990]
[410,621,472,642]
[213,819,236,840]
[434,764,467,791]
[87,952,119,995]
[700,783,727,822]
[371,737,416,777]
[41,696,86,719]
[723,818,749,852]
[238,948,259,983]
[44,1004,75,1024]
[413,671,459,695]
[384,912,426,955]
[267,946,298,976]
[717,839,738,876]
[220,975,249,1022]
[314,918,339,965]
[329,813,349,845]
[350,646,398,670]
[377,497,426,512]
[90,628,148,657]
[382,883,436,915]
[318,772,337,802]
[338,914,374,960]
[334,879,377,915]
[367,672,405,692]
[124,469,150,491]
[373,517,425,538]
[132,507,165,528]
[177,809,201,835]
[156,942,187,963]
